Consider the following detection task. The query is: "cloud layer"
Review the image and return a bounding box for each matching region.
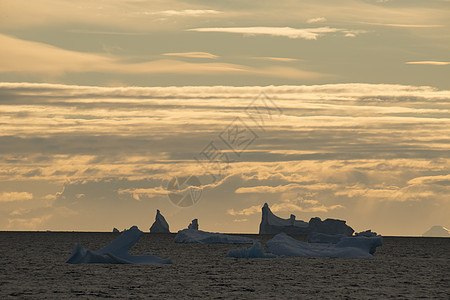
[0,82,449,234]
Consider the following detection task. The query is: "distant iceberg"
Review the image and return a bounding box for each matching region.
[112,228,120,233]
[149,209,170,233]
[226,242,276,258]
[355,229,378,237]
[174,229,253,244]
[266,233,382,258]
[259,203,354,235]
[188,219,199,230]
[422,225,450,237]
[66,226,172,264]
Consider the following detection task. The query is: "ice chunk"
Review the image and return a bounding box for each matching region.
[149,209,170,233]
[174,229,253,244]
[308,217,354,236]
[226,242,276,258]
[307,232,347,244]
[266,233,382,258]
[355,229,377,237]
[422,225,450,237]
[66,226,172,264]
[188,219,199,230]
[112,228,119,233]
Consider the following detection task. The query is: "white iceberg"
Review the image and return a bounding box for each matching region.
[266,233,382,258]
[422,225,450,237]
[226,242,276,258]
[174,229,253,244]
[66,226,172,264]
[188,218,199,230]
[149,209,170,233]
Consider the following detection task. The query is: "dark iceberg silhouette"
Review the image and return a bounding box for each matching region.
[259,203,354,235]
[150,209,170,233]
[66,226,172,264]
[188,219,199,230]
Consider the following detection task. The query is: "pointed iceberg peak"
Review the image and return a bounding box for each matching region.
[188,219,199,230]
[423,225,450,237]
[150,209,170,233]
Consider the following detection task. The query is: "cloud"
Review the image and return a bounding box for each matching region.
[187,27,344,40]
[307,17,327,24]
[362,22,443,28]
[406,61,450,66]
[0,34,324,80]
[1,82,449,233]
[0,192,33,202]
[252,57,300,62]
[143,10,221,17]
[227,202,343,216]
[162,52,218,59]
[227,205,261,216]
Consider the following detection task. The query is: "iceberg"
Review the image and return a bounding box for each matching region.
[307,232,347,244]
[174,229,253,244]
[66,226,172,264]
[259,203,354,236]
[259,203,309,234]
[355,229,378,237]
[149,209,170,233]
[266,233,382,258]
[226,242,276,258]
[188,218,199,230]
[422,225,450,237]
[112,228,120,233]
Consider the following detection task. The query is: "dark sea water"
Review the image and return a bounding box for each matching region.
[1,232,449,299]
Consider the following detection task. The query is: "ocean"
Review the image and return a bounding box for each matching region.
[1,232,449,299]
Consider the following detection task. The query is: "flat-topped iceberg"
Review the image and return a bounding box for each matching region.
[226,242,276,258]
[174,229,253,244]
[150,209,170,233]
[66,226,172,264]
[259,203,354,236]
[266,233,382,258]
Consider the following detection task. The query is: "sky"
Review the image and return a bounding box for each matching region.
[0,0,449,235]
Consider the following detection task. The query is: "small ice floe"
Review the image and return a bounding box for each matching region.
[226,242,276,258]
[266,233,383,258]
[149,209,170,233]
[66,226,172,264]
[174,229,253,244]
